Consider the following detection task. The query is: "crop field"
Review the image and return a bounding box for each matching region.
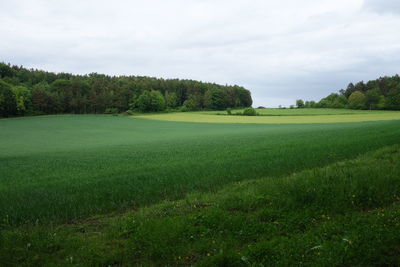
[136,108,400,124]
[208,108,395,115]
[1,112,400,265]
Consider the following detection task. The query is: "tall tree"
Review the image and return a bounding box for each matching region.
[204,88,226,110]
[348,91,366,109]
[136,90,166,112]
[365,89,380,110]
[11,85,30,114]
[0,62,253,115]
[0,80,17,117]
[296,99,305,108]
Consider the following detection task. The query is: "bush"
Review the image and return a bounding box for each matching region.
[165,108,179,113]
[104,108,119,114]
[179,106,189,112]
[226,108,232,115]
[242,107,257,116]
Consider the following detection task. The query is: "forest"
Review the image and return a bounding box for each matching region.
[0,63,252,117]
[299,75,400,110]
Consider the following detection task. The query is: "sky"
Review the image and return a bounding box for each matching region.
[1,0,400,107]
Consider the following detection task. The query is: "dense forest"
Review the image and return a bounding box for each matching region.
[298,75,400,110]
[0,63,252,117]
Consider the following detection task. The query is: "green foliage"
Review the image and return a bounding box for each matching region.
[31,81,51,114]
[165,91,179,108]
[315,93,348,109]
[11,85,30,114]
[386,87,400,110]
[183,97,200,111]
[365,89,380,109]
[0,80,17,117]
[236,86,253,107]
[184,94,203,110]
[348,91,366,109]
[296,99,304,108]
[331,95,348,108]
[104,108,119,114]
[204,88,226,110]
[0,62,16,78]
[136,90,166,112]
[313,75,400,110]
[226,108,232,115]
[242,107,257,116]
[0,62,253,115]
[376,95,387,109]
[179,105,189,112]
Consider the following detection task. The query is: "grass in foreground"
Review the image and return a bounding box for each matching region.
[1,116,400,226]
[135,109,400,124]
[1,145,399,266]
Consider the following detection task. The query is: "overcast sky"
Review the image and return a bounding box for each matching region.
[1,0,400,106]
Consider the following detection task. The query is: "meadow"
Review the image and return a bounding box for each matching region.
[1,111,400,265]
[208,108,395,115]
[136,108,400,124]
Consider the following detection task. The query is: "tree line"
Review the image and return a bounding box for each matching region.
[0,63,252,117]
[296,75,400,110]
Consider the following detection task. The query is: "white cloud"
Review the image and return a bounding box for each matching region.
[1,0,400,107]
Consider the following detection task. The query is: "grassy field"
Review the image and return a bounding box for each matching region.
[208,108,396,115]
[135,108,400,124]
[1,112,400,265]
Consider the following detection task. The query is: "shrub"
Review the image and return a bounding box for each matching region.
[242,107,257,116]
[179,106,189,112]
[165,108,179,113]
[104,108,119,114]
[226,108,232,115]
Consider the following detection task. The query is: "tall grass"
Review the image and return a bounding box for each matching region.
[1,145,399,266]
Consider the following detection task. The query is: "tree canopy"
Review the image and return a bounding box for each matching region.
[0,62,252,117]
[299,75,400,110]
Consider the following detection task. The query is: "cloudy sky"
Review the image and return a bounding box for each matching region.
[1,0,400,106]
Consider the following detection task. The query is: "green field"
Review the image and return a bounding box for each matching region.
[1,113,400,265]
[209,108,395,115]
[136,108,400,124]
